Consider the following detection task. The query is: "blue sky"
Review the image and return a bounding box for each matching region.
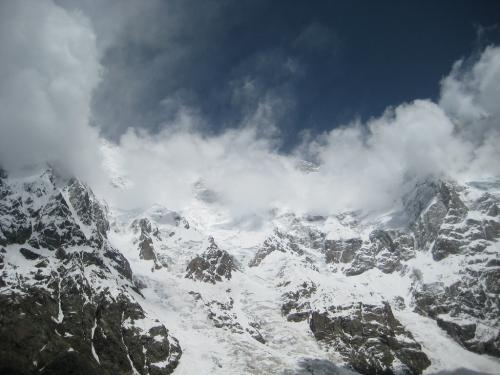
[87,0,500,148]
[1,0,500,214]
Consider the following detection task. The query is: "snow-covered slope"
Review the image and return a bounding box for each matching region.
[1,168,499,374]
[0,169,180,375]
[106,178,499,374]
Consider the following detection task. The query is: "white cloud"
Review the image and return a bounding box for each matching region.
[1,1,498,221]
[440,46,500,139]
[439,45,500,178]
[0,0,103,180]
[100,47,500,218]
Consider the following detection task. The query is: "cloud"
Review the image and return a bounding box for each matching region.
[1,1,498,222]
[439,45,500,142]
[99,104,300,215]
[439,45,500,178]
[99,46,500,219]
[70,0,273,139]
[0,0,103,180]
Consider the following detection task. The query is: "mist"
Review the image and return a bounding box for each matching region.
[1,0,499,221]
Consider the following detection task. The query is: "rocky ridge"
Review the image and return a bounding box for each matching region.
[1,167,499,375]
[0,169,181,375]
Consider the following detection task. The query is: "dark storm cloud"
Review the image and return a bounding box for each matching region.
[59,0,345,143]
[67,0,500,148]
[73,0,282,139]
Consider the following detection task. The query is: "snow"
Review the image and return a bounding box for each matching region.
[397,311,500,374]
[1,169,499,374]
[323,216,360,241]
[108,206,337,374]
[54,270,64,324]
[121,312,141,375]
[105,180,500,374]
[91,318,100,364]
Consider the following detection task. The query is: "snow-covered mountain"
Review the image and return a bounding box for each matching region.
[0,168,499,374]
[0,169,181,374]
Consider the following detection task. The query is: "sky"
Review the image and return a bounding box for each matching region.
[73,0,500,147]
[0,0,499,219]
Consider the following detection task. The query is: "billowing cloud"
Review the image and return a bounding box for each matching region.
[440,45,500,141]
[0,1,498,223]
[0,0,103,180]
[439,45,500,178]
[99,46,500,219]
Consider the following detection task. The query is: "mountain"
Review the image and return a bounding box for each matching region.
[0,169,180,375]
[0,168,499,374]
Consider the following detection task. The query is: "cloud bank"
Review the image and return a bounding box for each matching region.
[1,0,499,220]
[102,46,500,217]
[0,0,103,180]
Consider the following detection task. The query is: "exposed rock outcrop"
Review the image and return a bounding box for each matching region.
[186,237,236,283]
[0,169,181,374]
[409,182,500,356]
[309,303,430,374]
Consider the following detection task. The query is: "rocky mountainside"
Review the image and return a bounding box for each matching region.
[1,168,499,374]
[0,169,181,375]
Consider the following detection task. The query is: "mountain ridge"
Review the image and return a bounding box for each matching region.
[0,167,499,374]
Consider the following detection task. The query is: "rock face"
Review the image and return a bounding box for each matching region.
[131,218,162,267]
[2,167,499,374]
[189,291,265,344]
[409,181,500,357]
[244,179,499,373]
[0,169,181,374]
[186,237,236,283]
[128,207,191,269]
[250,214,415,276]
[249,227,307,267]
[309,303,430,374]
[281,281,317,322]
[279,281,431,373]
[325,228,416,276]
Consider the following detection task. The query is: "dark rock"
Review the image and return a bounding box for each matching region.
[19,247,42,260]
[309,302,430,374]
[436,318,476,342]
[196,294,265,344]
[131,218,162,268]
[392,296,406,311]
[0,171,181,374]
[103,247,133,280]
[324,238,361,264]
[486,258,500,267]
[139,237,156,261]
[286,312,310,322]
[186,237,236,283]
[39,351,101,375]
[55,247,67,260]
[432,237,462,261]
[66,178,110,238]
[281,281,317,319]
[483,219,500,241]
[369,230,396,252]
[32,193,86,250]
[249,227,306,267]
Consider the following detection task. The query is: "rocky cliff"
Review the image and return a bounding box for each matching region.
[0,169,181,375]
[1,168,499,374]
